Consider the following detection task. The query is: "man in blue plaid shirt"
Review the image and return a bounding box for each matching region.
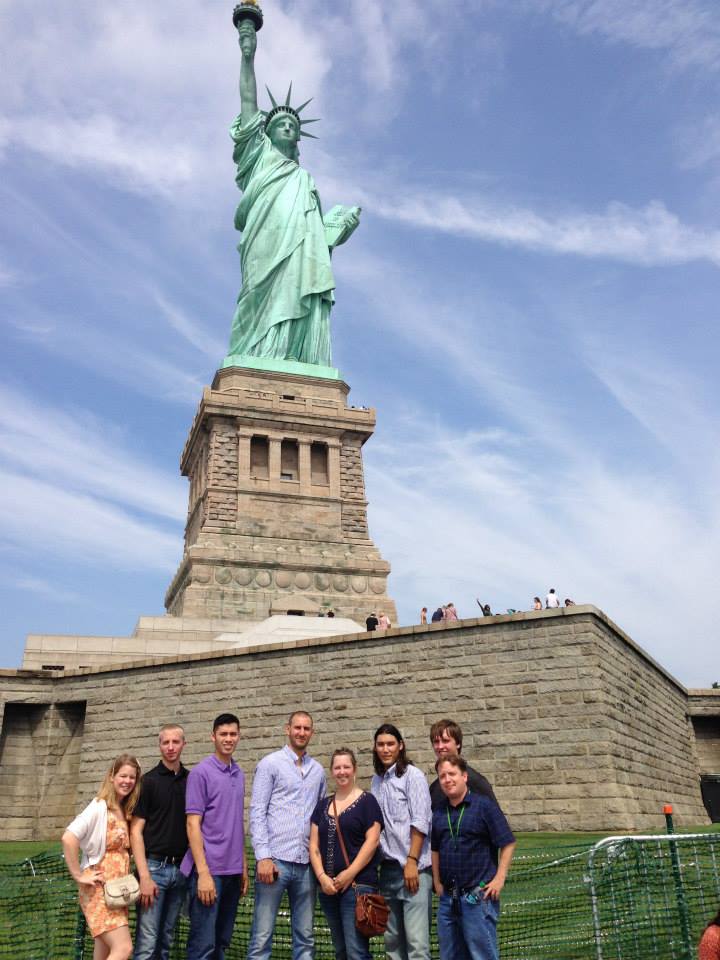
[431,755,515,960]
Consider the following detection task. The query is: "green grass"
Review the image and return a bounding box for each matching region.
[1,829,719,960]
[0,840,59,865]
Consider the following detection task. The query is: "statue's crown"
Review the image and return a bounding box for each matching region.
[264,84,320,139]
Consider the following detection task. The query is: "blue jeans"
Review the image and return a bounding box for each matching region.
[378,862,432,960]
[186,872,242,960]
[437,892,500,960]
[319,883,375,960]
[133,859,187,960]
[246,859,316,960]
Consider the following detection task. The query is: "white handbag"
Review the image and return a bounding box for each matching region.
[103,874,140,908]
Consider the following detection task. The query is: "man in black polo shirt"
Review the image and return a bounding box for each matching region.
[130,723,190,960]
[428,719,496,811]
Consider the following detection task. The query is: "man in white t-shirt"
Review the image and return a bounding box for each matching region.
[545,588,561,609]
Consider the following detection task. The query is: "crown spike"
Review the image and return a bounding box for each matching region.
[263,84,321,140]
[265,85,278,109]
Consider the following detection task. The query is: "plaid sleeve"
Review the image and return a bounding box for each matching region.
[482,798,515,849]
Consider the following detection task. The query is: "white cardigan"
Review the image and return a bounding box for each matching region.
[65,798,108,870]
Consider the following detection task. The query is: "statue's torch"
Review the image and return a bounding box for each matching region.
[233,1,264,31]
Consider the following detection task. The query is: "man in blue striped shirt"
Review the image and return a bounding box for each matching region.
[247,711,326,960]
[371,722,433,960]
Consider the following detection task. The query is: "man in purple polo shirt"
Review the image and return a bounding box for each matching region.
[182,712,248,960]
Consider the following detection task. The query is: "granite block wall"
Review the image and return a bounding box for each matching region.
[0,607,710,839]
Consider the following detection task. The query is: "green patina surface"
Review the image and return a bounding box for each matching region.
[224,12,359,378]
[221,354,340,381]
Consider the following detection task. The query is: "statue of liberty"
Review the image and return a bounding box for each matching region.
[224,4,361,375]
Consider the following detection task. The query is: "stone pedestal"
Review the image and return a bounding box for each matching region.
[165,366,397,623]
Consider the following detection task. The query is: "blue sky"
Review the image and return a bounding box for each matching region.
[2,0,719,685]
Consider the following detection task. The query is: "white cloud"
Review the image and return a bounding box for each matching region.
[0,0,332,198]
[584,350,720,473]
[676,114,720,171]
[366,409,720,687]
[317,151,720,269]
[11,577,83,605]
[0,385,186,522]
[370,191,720,267]
[4,307,209,405]
[340,243,719,685]
[0,263,19,287]
[153,292,227,360]
[0,470,180,573]
[529,0,720,71]
[4,114,196,197]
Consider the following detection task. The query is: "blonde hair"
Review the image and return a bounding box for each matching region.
[96,754,142,817]
[158,723,185,740]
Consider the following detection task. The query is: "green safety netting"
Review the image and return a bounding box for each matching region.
[2,836,720,959]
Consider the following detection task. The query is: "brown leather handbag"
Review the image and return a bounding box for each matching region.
[332,795,389,937]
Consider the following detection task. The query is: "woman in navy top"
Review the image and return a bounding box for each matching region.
[310,748,384,960]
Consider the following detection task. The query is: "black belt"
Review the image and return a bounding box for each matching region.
[147,853,184,866]
[447,882,486,897]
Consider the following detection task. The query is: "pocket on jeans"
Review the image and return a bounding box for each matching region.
[481,898,499,923]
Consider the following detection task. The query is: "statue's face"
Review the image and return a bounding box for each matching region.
[268,115,300,151]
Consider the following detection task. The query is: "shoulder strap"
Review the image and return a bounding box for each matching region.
[331,795,352,869]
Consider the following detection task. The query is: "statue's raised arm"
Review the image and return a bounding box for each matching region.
[237,19,258,123]
[224,3,361,376]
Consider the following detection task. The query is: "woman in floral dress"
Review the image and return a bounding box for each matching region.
[62,753,141,960]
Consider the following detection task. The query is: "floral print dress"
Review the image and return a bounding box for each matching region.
[78,808,130,937]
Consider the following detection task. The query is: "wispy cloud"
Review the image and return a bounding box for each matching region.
[675,113,720,171]
[0,385,186,522]
[3,302,209,406]
[343,0,464,95]
[0,470,180,573]
[10,577,84,605]
[0,263,19,287]
[3,114,197,197]
[340,234,720,685]
[528,0,720,71]
[0,0,331,199]
[153,292,226,360]
[369,191,720,267]
[366,406,720,686]
[584,350,720,473]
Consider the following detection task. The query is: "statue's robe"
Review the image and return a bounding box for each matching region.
[227,111,335,365]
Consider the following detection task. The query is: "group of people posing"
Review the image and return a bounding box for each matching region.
[62,713,515,960]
